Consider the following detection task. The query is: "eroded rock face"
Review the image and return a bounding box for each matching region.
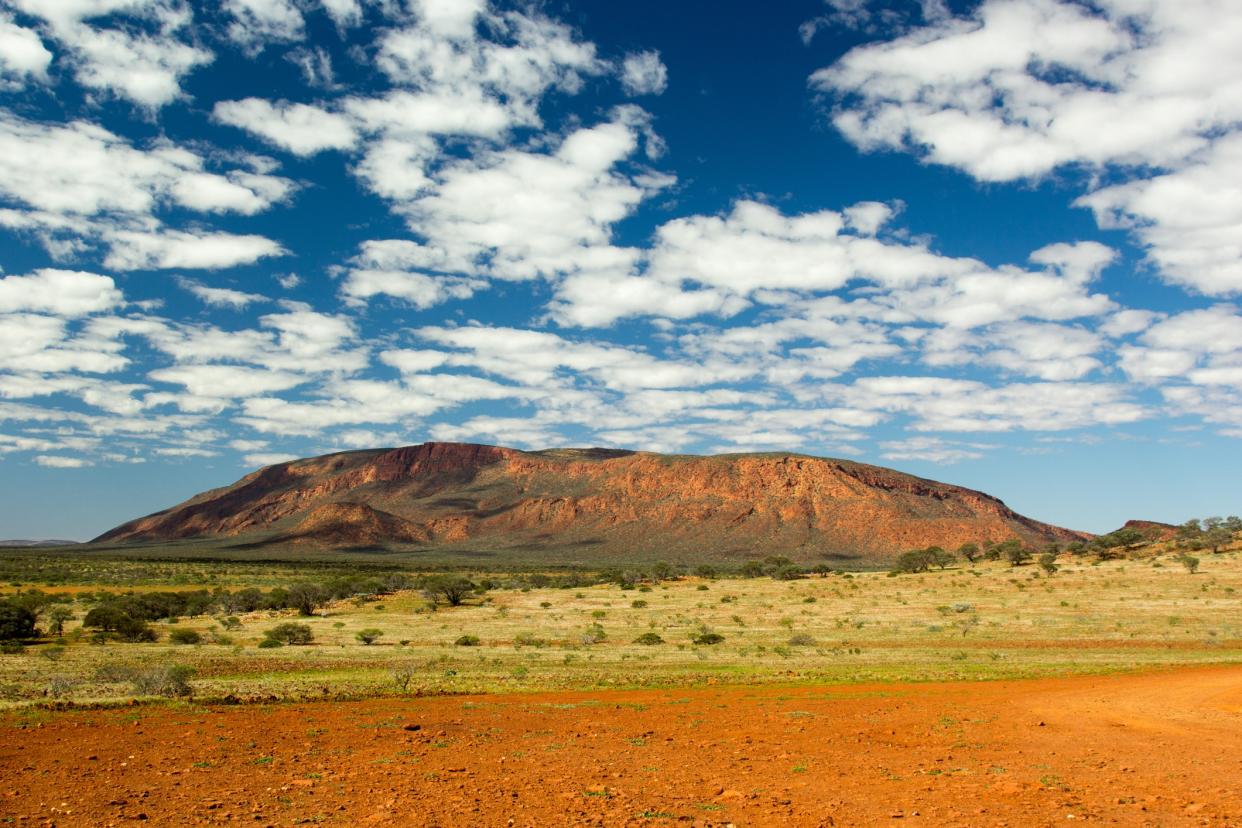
[95,442,1087,560]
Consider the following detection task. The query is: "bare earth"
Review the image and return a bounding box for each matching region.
[3,666,1241,827]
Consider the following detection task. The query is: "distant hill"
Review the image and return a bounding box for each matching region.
[0,539,80,547]
[95,442,1087,565]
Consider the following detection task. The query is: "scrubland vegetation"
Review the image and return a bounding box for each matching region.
[0,518,1238,707]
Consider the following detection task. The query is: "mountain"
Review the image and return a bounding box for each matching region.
[0,539,80,547]
[94,442,1087,564]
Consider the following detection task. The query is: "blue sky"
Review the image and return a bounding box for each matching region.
[0,0,1240,540]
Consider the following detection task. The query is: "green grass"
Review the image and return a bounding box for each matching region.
[2,549,1241,708]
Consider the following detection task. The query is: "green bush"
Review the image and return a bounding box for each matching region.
[788,633,816,646]
[454,634,481,646]
[356,628,384,645]
[264,622,313,645]
[692,632,725,645]
[630,599,648,608]
[633,632,664,645]
[257,637,283,648]
[0,601,36,641]
[168,628,202,645]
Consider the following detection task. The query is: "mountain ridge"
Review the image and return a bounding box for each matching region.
[94,441,1088,563]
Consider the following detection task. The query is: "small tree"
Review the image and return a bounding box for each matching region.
[286,583,329,616]
[264,622,313,645]
[356,628,384,645]
[998,539,1031,567]
[45,606,74,637]
[1203,524,1233,553]
[957,542,980,564]
[423,575,475,607]
[927,547,955,570]
[0,601,36,641]
[1178,555,1200,574]
[1038,552,1059,575]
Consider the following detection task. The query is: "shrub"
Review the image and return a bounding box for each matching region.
[630,599,648,608]
[0,601,36,641]
[454,634,481,646]
[692,632,725,645]
[581,623,606,644]
[257,637,283,648]
[168,628,202,645]
[788,633,816,646]
[422,575,476,607]
[130,664,194,697]
[633,632,664,645]
[513,632,546,648]
[355,628,384,645]
[265,622,313,645]
[1179,555,1201,573]
[392,663,416,692]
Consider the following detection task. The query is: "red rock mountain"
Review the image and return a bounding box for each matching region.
[94,442,1087,563]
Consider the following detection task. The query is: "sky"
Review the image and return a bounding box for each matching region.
[0,0,1240,540]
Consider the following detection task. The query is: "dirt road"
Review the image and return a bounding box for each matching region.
[3,666,1240,826]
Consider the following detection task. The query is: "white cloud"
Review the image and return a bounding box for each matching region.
[149,364,307,397]
[1077,134,1242,296]
[880,436,991,463]
[0,12,51,83]
[12,0,213,107]
[224,0,304,50]
[1119,305,1242,386]
[620,50,668,96]
[214,98,359,156]
[176,277,266,309]
[33,454,92,468]
[0,269,122,317]
[243,451,298,466]
[813,0,1242,297]
[103,229,285,270]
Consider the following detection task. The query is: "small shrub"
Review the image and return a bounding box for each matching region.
[392,663,417,692]
[692,632,725,645]
[356,628,384,645]
[130,664,195,697]
[1179,555,1201,573]
[514,632,546,648]
[633,632,664,645]
[168,628,201,645]
[265,622,313,645]
[581,623,607,644]
[630,600,648,608]
[455,634,481,646]
[788,633,816,646]
[257,637,283,648]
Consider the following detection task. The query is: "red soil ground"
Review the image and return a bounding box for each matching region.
[3,666,1241,826]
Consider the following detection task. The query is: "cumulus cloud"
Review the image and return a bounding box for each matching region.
[0,269,122,317]
[176,277,267,309]
[0,12,51,83]
[620,50,668,96]
[11,0,213,107]
[814,0,1242,297]
[214,98,359,156]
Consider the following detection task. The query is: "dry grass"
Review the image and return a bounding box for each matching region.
[3,549,1241,707]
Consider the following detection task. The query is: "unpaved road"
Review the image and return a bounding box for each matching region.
[3,666,1241,826]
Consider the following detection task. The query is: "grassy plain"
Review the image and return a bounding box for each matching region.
[2,547,1241,707]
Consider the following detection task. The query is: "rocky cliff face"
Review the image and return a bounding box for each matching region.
[95,442,1087,561]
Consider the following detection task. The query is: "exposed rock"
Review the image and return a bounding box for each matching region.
[94,442,1087,562]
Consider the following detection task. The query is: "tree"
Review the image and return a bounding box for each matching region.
[998,539,1030,567]
[45,606,73,637]
[893,549,933,574]
[957,542,980,564]
[265,622,313,645]
[423,575,476,607]
[356,628,384,645]
[1178,555,1200,574]
[0,601,36,641]
[1203,526,1233,553]
[693,564,717,580]
[286,583,329,616]
[650,561,676,582]
[926,547,955,570]
[1038,552,1059,575]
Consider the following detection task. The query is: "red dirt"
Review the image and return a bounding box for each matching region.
[4,666,1241,826]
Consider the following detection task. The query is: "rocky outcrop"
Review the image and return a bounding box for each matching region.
[95,442,1088,562]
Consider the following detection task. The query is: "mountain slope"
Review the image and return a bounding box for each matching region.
[95,442,1086,562]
